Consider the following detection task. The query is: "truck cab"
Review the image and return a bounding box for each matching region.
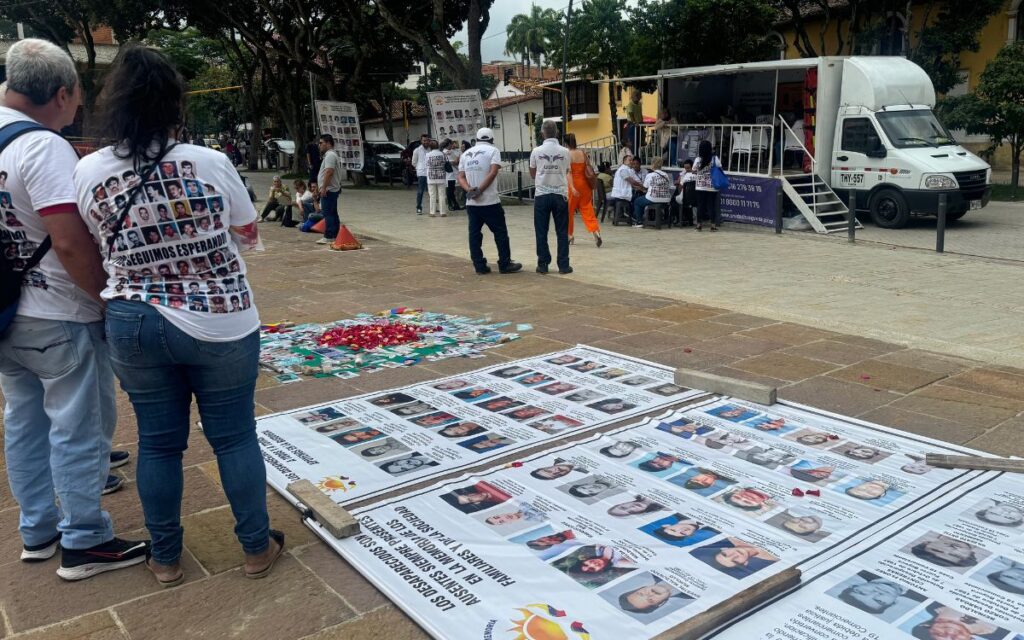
[829,58,991,228]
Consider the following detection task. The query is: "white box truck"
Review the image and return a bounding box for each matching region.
[620,56,992,229]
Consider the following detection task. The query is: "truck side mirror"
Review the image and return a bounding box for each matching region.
[866,147,887,159]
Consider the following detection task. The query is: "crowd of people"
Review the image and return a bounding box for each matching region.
[0,40,283,584]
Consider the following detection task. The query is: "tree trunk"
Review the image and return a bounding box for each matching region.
[608,84,618,142]
[1012,137,1021,194]
[379,83,395,143]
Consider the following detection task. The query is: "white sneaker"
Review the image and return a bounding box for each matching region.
[315,238,330,245]
[632,224,644,228]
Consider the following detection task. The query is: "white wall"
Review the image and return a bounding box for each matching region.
[364,119,430,145]
[488,98,543,154]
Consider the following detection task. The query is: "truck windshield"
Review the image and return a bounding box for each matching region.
[876,110,955,148]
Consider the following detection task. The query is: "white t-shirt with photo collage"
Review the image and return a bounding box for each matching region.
[425,149,447,184]
[0,107,103,323]
[74,143,260,341]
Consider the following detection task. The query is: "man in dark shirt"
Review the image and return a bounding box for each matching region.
[305,136,321,185]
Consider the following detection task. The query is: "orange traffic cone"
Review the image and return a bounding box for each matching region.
[330,225,363,251]
[310,218,326,234]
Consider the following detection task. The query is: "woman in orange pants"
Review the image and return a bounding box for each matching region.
[566,134,602,247]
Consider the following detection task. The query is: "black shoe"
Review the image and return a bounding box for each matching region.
[536,265,548,274]
[57,537,149,581]
[475,266,491,275]
[22,532,61,562]
[109,451,131,469]
[499,262,523,274]
[558,267,574,275]
[102,474,123,495]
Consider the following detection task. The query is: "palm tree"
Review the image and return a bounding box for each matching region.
[506,5,562,79]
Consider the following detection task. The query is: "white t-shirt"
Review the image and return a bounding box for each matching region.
[644,170,672,203]
[611,164,638,200]
[425,149,447,184]
[457,142,502,207]
[0,107,103,323]
[444,148,459,182]
[529,138,569,197]
[693,156,723,192]
[295,190,314,208]
[318,149,343,193]
[412,145,427,177]
[74,143,260,341]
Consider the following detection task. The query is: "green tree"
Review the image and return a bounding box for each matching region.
[505,5,560,79]
[942,42,1024,194]
[564,0,629,139]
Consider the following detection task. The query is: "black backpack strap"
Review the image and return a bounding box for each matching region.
[105,143,179,259]
[0,120,53,266]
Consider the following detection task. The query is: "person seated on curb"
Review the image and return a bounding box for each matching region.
[293,179,318,222]
[632,157,672,228]
[258,175,290,222]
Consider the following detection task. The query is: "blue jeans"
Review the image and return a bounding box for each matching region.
[533,193,570,270]
[0,317,116,550]
[104,300,268,564]
[633,195,654,224]
[416,176,427,210]
[321,190,340,240]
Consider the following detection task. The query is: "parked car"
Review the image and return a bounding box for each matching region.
[364,140,405,181]
[203,138,222,150]
[265,138,296,157]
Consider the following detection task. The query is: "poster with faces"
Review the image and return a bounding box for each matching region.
[305,398,1000,639]
[257,347,703,506]
[717,471,1024,640]
[428,90,485,143]
[315,100,363,171]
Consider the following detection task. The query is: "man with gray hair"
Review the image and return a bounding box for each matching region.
[0,38,148,579]
[528,121,572,274]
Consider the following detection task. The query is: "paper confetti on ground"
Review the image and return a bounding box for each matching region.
[259,308,519,381]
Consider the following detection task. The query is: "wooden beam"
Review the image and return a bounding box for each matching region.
[925,454,1024,474]
[653,567,802,640]
[286,480,361,539]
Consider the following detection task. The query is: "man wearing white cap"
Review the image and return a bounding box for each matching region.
[457,128,522,275]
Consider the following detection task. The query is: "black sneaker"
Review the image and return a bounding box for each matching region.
[102,474,123,495]
[57,537,149,581]
[109,451,131,469]
[475,266,492,275]
[499,262,523,274]
[536,265,548,274]
[558,266,574,275]
[22,532,61,562]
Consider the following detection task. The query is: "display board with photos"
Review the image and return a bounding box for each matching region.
[714,471,1024,640]
[320,398,996,640]
[427,90,485,143]
[315,100,363,170]
[259,346,704,505]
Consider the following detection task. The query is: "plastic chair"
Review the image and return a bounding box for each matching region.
[611,199,631,226]
[643,202,669,230]
[595,187,608,222]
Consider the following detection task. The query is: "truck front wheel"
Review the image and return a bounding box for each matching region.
[870,189,910,229]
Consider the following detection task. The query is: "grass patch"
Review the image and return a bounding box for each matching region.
[990,184,1021,201]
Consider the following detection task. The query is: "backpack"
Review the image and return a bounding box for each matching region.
[0,120,53,335]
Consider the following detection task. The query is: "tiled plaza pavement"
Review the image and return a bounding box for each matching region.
[2,225,1024,639]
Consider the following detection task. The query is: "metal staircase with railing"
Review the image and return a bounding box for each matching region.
[777,117,861,234]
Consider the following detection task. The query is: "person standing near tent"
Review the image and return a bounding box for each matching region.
[565,134,602,248]
[693,140,722,232]
[624,89,643,153]
[316,133,342,244]
[529,120,572,275]
[457,127,522,275]
[411,132,429,214]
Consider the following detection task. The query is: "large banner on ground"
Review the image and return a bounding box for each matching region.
[315,100,363,170]
[427,90,485,143]
[258,346,703,505]
[325,398,991,639]
[714,470,1023,639]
